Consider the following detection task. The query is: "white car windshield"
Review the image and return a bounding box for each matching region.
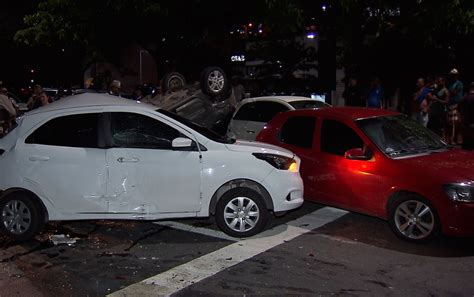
[356,115,447,157]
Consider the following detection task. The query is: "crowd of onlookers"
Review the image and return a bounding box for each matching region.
[343,69,474,150]
[2,71,474,150]
[0,83,57,134]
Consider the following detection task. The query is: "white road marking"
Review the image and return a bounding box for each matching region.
[109,207,347,297]
[153,221,239,242]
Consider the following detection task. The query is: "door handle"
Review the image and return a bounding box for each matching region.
[117,157,139,163]
[29,156,50,161]
[246,130,255,134]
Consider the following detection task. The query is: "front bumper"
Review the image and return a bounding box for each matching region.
[261,170,304,212]
[441,202,474,237]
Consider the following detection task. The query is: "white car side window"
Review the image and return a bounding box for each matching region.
[25,113,100,148]
[110,112,183,150]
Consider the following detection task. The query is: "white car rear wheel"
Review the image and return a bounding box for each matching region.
[0,193,44,241]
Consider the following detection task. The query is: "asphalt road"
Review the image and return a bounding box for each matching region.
[1,202,474,297]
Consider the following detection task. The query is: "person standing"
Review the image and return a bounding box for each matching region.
[427,76,449,138]
[411,77,431,126]
[27,84,43,110]
[343,77,364,107]
[231,76,245,104]
[108,80,122,97]
[459,82,474,150]
[367,77,384,109]
[31,91,52,110]
[446,68,464,144]
[0,87,17,134]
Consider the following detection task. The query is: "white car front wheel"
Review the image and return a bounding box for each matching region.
[216,188,269,237]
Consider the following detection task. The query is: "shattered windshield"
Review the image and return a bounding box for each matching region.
[356,115,447,158]
[157,109,235,144]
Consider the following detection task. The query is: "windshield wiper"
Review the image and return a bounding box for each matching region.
[415,145,447,152]
[387,149,411,156]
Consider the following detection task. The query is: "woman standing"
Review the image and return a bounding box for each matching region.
[427,76,449,138]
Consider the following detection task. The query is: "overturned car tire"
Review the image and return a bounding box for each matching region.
[200,66,229,97]
[162,72,186,92]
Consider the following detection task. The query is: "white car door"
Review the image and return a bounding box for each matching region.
[229,101,289,140]
[105,112,202,214]
[19,113,108,214]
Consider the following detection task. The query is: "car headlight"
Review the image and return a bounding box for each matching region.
[253,153,298,172]
[443,183,474,202]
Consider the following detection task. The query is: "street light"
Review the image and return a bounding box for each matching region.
[139,49,148,85]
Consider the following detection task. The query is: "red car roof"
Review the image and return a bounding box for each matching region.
[287,107,400,121]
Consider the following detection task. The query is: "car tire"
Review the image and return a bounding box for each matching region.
[388,194,440,243]
[216,188,269,237]
[0,193,45,241]
[200,66,229,97]
[162,72,186,92]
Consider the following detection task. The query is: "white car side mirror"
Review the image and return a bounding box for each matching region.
[172,137,193,148]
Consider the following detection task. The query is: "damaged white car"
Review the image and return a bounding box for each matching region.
[0,94,303,240]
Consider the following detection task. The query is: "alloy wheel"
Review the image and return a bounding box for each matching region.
[394,200,435,240]
[2,200,32,235]
[207,70,225,93]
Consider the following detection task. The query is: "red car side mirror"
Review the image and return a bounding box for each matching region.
[344,148,372,161]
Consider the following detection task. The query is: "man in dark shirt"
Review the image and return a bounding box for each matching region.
[459,82,474,150]
[343,78,364,107]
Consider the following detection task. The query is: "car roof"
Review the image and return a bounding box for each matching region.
[241,96,317,104]
[285,107,400,120]
[26,93,156,115]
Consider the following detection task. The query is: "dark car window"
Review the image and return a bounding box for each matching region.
[233,102,257,121]
[234,101,289,122]
[279,116,316,149]
[321,119,363,156]
[110,112,182,150]
[25,113,99,148]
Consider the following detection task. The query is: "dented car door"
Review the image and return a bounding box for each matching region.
[104,112,202,215]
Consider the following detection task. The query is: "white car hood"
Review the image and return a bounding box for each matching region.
[225,140,295,158]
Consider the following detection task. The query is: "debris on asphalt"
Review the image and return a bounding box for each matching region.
[50,234,77,246]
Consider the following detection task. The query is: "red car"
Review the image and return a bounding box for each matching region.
[257,107,474,242]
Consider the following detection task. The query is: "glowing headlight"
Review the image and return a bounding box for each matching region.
[443,183,474,202]
[253,153,298,172]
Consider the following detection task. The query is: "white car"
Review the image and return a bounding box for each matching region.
[0,94,304,240]
[227,96,331,140]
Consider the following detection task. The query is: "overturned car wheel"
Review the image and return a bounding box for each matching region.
[162,72,186,92]
[200,66,229,97]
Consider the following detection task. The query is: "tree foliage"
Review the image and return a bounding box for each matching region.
[14,0,163,62]
[13,0,474,87]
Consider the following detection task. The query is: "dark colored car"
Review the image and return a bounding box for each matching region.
[257,107,474,242]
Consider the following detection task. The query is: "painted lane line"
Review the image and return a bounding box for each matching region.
[153,221,238,242]
[109,207,347,297]
[287,207,348,231]
[109,225,307,297]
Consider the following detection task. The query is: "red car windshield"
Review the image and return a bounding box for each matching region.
[356,115,447,157]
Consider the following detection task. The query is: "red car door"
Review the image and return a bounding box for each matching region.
[313,117,384,215]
